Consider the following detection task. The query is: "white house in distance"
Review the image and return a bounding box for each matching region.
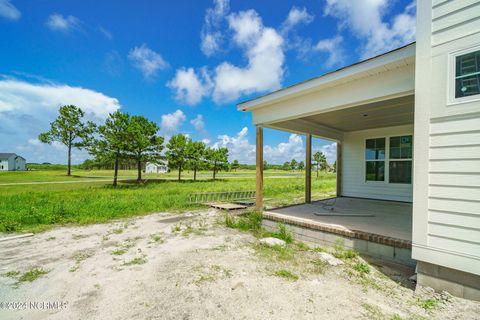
[145,161,168,174]
[0,153,26,171]
[238,2,480,300]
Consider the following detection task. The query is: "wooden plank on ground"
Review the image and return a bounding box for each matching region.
[208,203,248,210]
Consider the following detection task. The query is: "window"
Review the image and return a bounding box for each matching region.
[455,49,480,99]
[389,135,412,184]
[365,138,385,181]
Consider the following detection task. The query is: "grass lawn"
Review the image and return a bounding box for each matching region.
[0,168,303,183]
[0,169,336,233]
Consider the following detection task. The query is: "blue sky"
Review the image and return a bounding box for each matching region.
[0,0,415,164]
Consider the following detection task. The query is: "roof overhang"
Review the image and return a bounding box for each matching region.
[237,43,416,113]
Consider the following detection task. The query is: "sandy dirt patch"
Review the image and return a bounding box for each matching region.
[0,210,479,319]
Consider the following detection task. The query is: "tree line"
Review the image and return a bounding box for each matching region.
[279,152,331,177]
[39,105,228,186]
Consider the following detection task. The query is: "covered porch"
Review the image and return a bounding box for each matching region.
[238,44,416,265]
[268,197,412,242]
[263,197,414,266]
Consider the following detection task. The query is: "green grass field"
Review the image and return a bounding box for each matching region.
[0,169,336,233]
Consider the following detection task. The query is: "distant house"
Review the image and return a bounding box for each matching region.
[0,153,26,171]
[145,161,168,174]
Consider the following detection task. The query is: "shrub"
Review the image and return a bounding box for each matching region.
[236,211,263,231]
[223,214,236,228]
[332,239,358,259]
[272,223,293,243]
[223,211,263,232]
[354,262,370,274]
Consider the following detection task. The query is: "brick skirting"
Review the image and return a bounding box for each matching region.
[263,211,412,249]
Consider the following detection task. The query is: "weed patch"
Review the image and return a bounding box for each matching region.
[192,264,233,285]
[222,211,263,233]
[2,270,20,278]
[309,259,327,274]
[252,243,296,262]
[332,239,358,260]
[150,233,165,243]
[110,228,124,235]
[18,268,48,283]
[362,303,385,320]
[353,262,370,274]
[123,257,147,266]
[273,269,299,281]
[418,298,439,311]
[112,248,127,255]
[70,250,94,272]
[271,223,293,243]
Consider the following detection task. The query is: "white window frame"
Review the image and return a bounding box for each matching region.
[364,136,387,184]
[388,135,413,184]
[364,134,413,185]
[448,44,480,106]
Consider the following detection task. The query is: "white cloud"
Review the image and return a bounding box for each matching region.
[159,109,186,136]
[281,7,314,33]
[264,134,305,164]
[212,10,285,103]
[46,13,81,32]
[171,5,286,105]
[190,114,206,133]
[0,77,121,164]
[128,44,169,79]
[212,127,256,163]
[314,35,344,67]
[313,143,337,164]
[0,0,20,20]
[168,67,212,106]
[324,0,416,58]
[201,0,230,56]
[99,26,112,40]
[209,127,337,164]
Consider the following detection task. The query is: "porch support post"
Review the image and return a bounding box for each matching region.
[255,126,264,211]
[336,140,342,197]
[305,134,312,203]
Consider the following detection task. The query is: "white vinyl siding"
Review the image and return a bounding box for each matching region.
[431,0,480,47]
[342,124,414,202]
[413,0,480,275]
[427,115,480,258]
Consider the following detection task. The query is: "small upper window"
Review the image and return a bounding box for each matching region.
[455,50,480,99]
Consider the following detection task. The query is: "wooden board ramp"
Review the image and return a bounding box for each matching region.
[207,203,248,210]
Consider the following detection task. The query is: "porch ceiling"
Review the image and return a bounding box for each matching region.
[269,95,414,140]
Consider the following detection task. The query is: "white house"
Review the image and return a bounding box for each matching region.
[238,2,480,299]
[145,161,168,174]
[0,153,26,171]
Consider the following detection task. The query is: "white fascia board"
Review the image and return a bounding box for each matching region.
[237,43,416,112]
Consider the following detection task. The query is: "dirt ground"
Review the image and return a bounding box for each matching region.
[0,210,479,320]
